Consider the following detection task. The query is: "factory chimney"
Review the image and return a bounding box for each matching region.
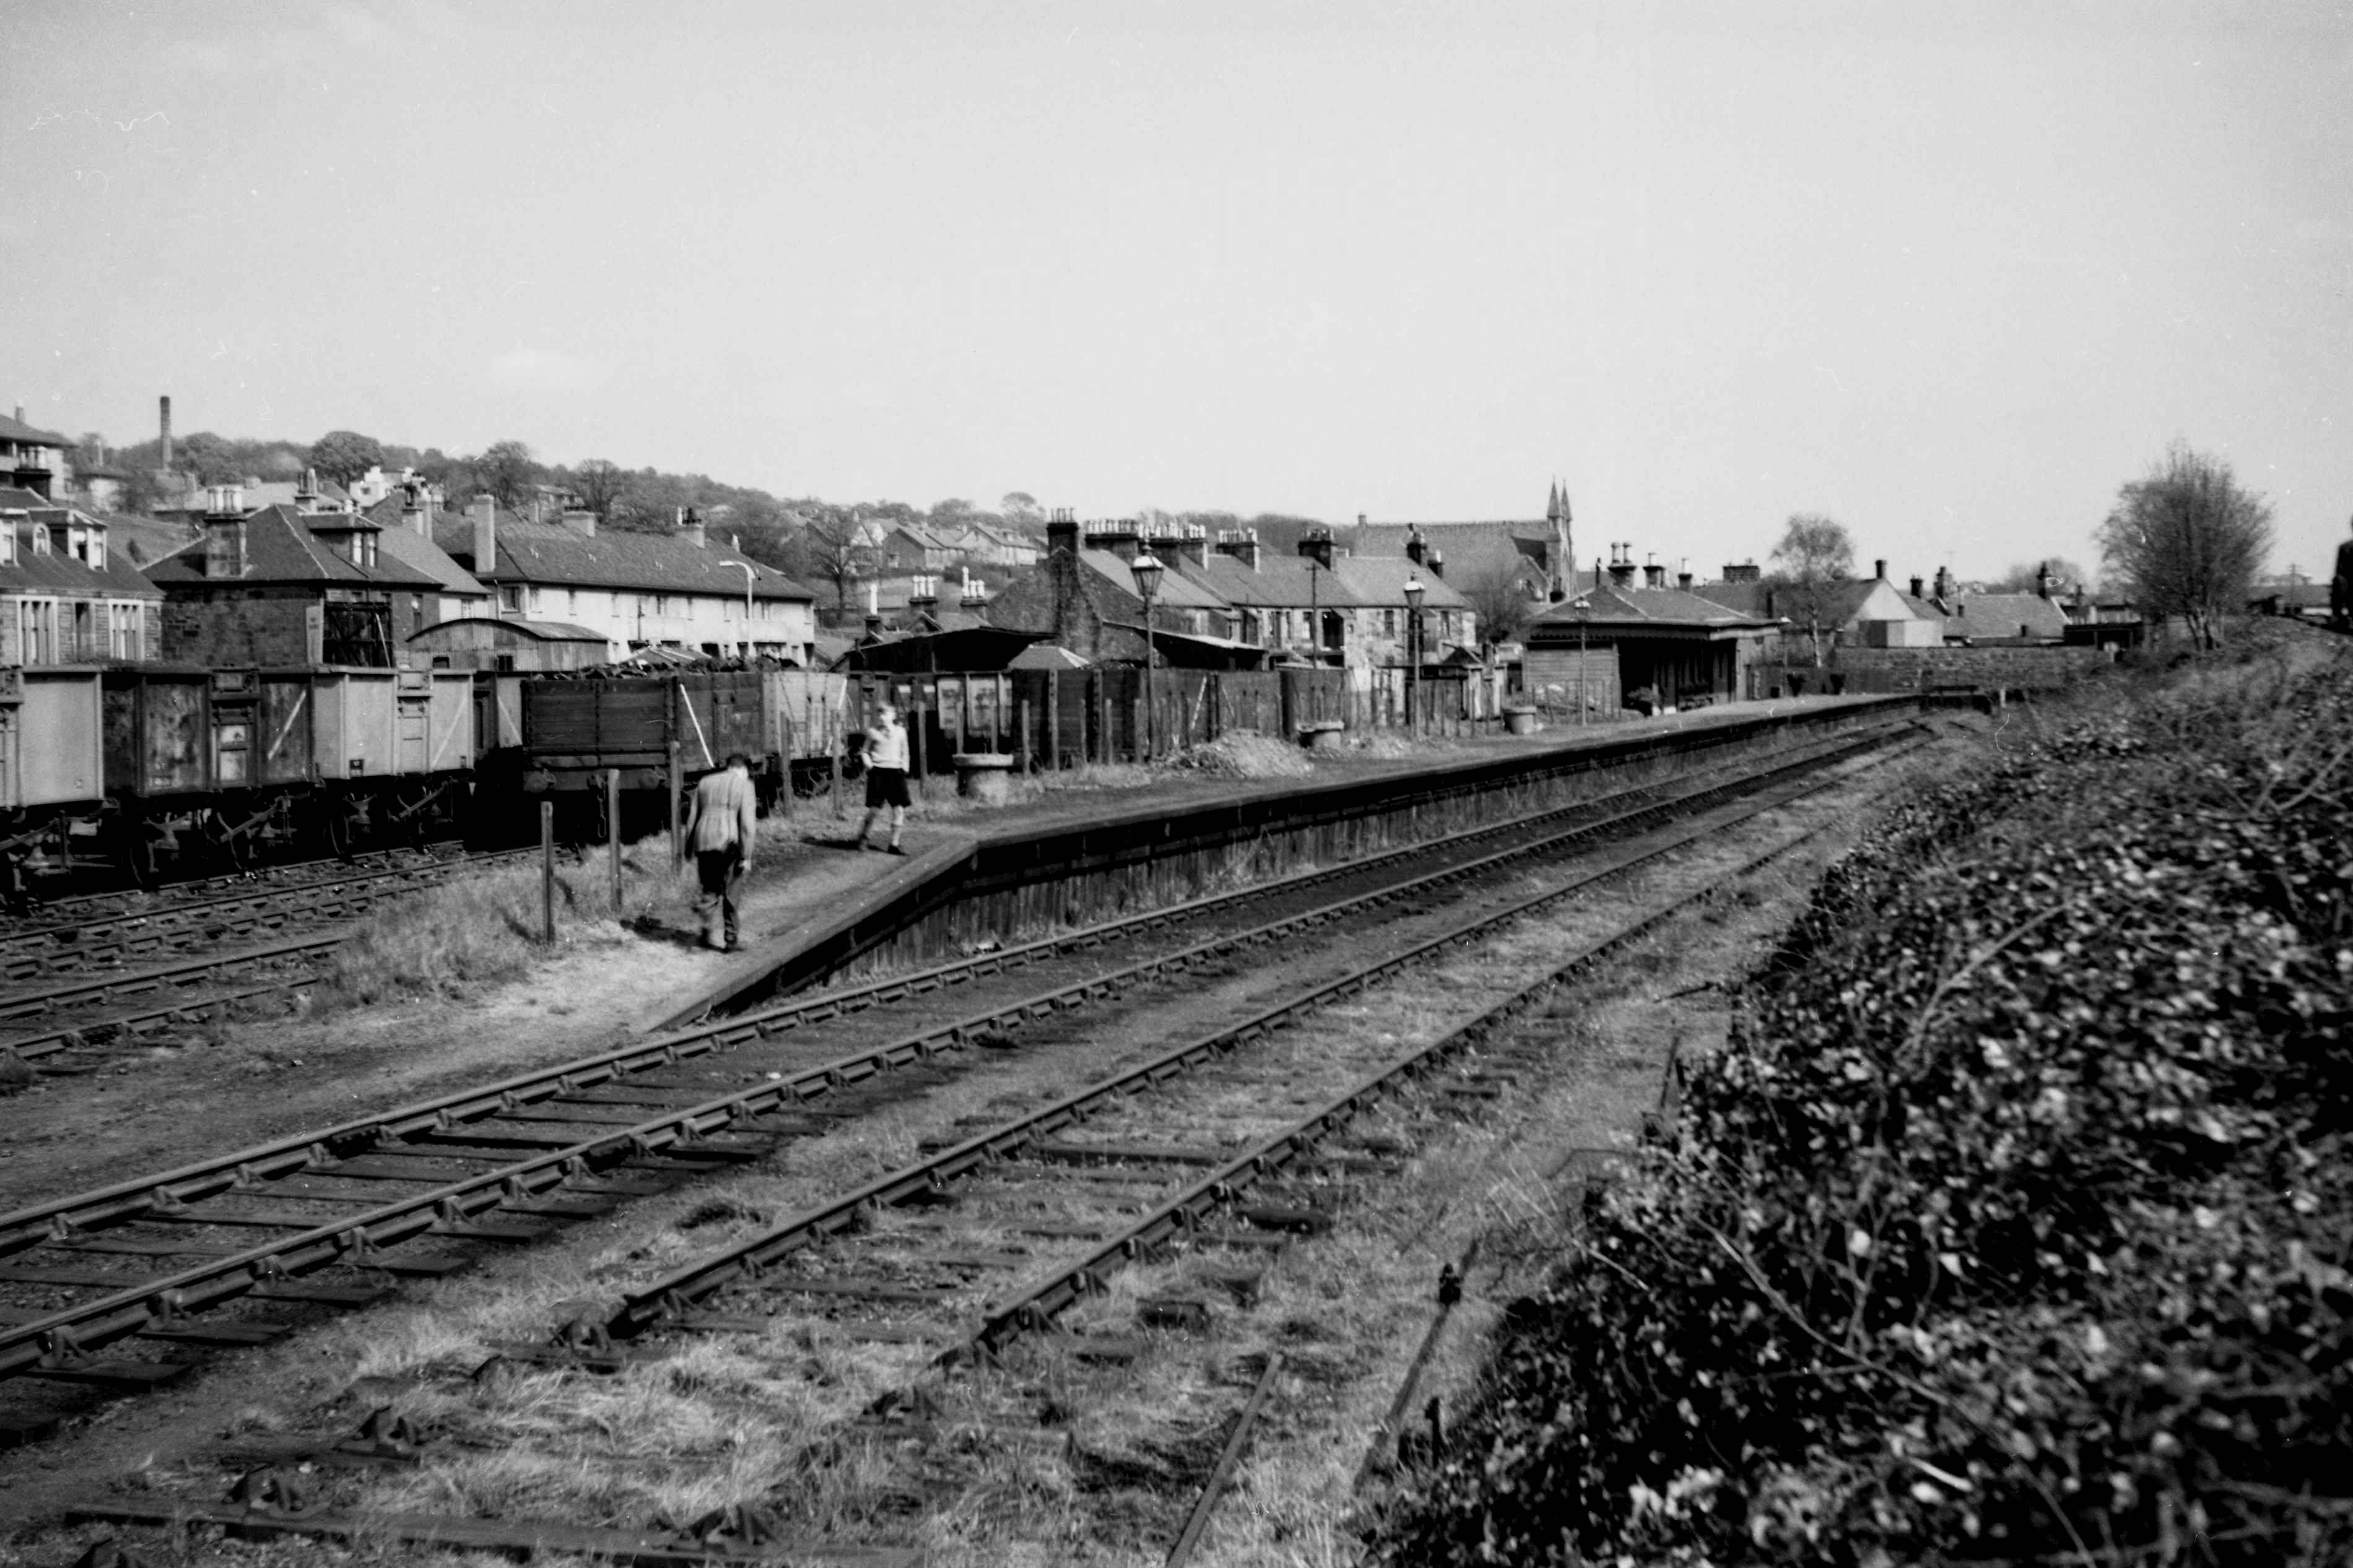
[159,395,173,472]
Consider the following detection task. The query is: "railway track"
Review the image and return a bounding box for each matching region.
[46,728,1918,1563]
[0,728,1918,1457]
[5,839,477,929]
[0,847,542,1068]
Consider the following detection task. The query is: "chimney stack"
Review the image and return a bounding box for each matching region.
[1909,574,1925,599]
[471,496,497,589]
[1643,552,1666,589]
[1214,527,1261,570]
[1874,558,1888,581]
[1607,542,1638,589]
[1428,547,1445,580]
[1046,507,1078,558]
[1084,517,1141,563]
[681,507,707,548]
[1405,526,1427,567]
[2035,561,2052,599]
[159,395,173,472]
[1297,527,1336,571]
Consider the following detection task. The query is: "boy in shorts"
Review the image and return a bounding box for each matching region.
[855,704,911,854]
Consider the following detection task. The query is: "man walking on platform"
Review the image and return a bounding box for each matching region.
[686,752,759,951]
[854,704,912,855]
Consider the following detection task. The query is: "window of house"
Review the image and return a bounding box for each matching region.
[1383,609,1396,636]
[567,589,579,616]
[500,586,523,612]
[0,528,14,566]
[654,594,670,617]
[409,594,424,624]
[109,602,139,660]
[30,527,48,555]
[18,600,54,664]
[528,587,544,613]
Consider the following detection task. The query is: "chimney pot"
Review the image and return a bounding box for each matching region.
[1909,574,1925,599]
[1874,558,1888,581]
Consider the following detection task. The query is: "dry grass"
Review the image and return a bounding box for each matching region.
[1167,732,1315,780]
[313,839,690,1011]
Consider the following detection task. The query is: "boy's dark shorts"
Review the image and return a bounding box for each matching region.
[865,766,911,808]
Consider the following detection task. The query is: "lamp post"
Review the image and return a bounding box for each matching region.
[1403,576,1425,736]
[1129,552,1164,761]
[1570,593,1591,726]
[1306,556,1321,664]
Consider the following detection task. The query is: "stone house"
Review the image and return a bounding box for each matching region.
[0,490,163,664]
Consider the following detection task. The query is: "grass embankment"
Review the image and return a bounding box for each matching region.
[315,838,708,1010]
[1373,643,2353,1565]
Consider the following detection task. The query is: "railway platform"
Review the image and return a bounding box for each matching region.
[685,693,1913,1029]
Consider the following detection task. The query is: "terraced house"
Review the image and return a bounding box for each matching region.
[0,487,163,665]
[432,500,818,666]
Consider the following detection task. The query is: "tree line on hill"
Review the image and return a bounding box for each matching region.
[77,426,2281,645]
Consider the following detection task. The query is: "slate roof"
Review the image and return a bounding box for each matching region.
[0,412,69,446]
[430,510,815,602]
[409,618,606,644]
[1178,551,1367,609]
[143,504,445,590]
[360,497,490,596]
[1942,592,2069,641]
[1687,576,1946,629]
[1330,553,1474,613]
[0,493,166,599]
[1074,547,1230,612]
[1344,520,1557,591]
[1527,581,1778,635]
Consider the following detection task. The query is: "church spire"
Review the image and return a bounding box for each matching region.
[1545,479,1562,524]
[1551,476,1575,603]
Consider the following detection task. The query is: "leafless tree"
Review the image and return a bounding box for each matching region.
[570,457,630,519]
[1768,513,1855,667]
[2098,442,2273,650]
[801,513,872,615]
[1459,561,1539,649]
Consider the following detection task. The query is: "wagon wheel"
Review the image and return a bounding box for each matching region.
[200,808,253,873]
[116,815,163,892]
[321,800,361,861]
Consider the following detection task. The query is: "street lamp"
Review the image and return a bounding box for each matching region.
[1570,594,1592,726]
[1403,576,1425,736]
[1129,552,1165,761]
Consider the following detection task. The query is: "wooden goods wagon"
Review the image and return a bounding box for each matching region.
[0,668,107,890]
[517,672,775,795]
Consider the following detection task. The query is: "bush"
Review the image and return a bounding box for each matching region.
[1373,651,2353,1566]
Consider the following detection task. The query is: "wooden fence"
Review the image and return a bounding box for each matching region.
[775,664,1520,792]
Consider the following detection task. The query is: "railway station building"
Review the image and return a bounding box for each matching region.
[1523,555,1778,715]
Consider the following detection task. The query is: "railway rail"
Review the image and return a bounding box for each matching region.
[0,847,541,1067]
[54,728,1915,1564]
[6,838,476,927]
[0,727,1918,1452]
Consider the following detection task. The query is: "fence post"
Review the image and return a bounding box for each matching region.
[1019,700,1033,776]
[667,742,682,865]
[541,800,556,942]
[911,682,927,797]
[1046,670,1061,771]
[606,768,621,912]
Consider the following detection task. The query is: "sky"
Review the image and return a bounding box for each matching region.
[4,0,2351,584]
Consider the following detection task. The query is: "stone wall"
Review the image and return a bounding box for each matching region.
[1757,644,2110,695]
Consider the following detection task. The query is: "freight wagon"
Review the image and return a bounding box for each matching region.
[2,664,477,891]
[500,671,781,838]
